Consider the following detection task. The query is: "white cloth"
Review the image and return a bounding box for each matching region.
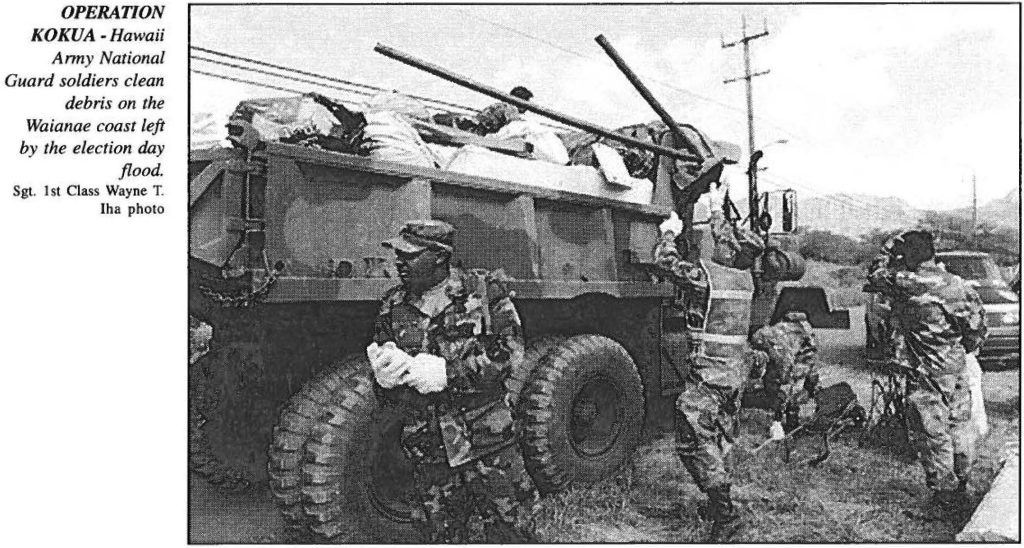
[362,110,440,167]
[964,352,989,438]
[405,353,448,394]
[494,119,569,164]
[659,211,683,237]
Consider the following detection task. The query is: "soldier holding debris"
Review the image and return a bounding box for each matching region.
[475,85,533,135]
[655,211,747,541]
[745,311,821,439]
[368,220,538,543]
[866,230,987,505]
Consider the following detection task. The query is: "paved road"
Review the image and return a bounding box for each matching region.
[189,306,1019,542]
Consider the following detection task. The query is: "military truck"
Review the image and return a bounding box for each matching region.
[189,44,848,542]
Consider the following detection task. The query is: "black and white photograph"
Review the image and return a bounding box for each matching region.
[186,3,1021,543]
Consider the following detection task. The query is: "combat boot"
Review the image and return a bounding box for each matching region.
[706,484,741,541]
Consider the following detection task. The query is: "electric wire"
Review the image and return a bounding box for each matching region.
[191,46,572,132]
[193,56,377,100]
[192,45,478,114]
[460,10,809,143]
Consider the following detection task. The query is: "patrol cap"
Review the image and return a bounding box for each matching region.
[383,220,455,254]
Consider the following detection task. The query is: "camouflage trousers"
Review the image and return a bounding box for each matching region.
[411,444,539,543]
[675,381,739,493]
[907,370,975,492]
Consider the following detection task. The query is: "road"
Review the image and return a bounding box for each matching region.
[189,306,1020,542]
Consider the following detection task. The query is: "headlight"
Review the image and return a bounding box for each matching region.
[997,290,1019,302]
[1002,311,1020,326]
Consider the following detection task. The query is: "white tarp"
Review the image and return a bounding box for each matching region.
[444,145,652,205]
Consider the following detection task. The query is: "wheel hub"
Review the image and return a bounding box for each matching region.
[569,376,623,457]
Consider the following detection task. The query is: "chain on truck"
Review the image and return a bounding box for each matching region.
[188,40,849,541]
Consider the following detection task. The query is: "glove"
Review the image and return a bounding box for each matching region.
[659,211,684,237]
[405,353,448,394]
[367,342,412,389]
[708,182,726,213]
[769,421,785,441]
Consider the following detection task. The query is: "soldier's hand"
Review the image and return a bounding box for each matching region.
[659,211,684,237]
[406,353,448,394]
[371,342,413,388]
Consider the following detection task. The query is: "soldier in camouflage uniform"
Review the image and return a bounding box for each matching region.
[654,211,750,540]
[368,220,538,543]
[867,230,987,503]
[746,311,821,436]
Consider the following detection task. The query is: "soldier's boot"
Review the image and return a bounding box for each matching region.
[783,404,801,433]
[706,484,741,541]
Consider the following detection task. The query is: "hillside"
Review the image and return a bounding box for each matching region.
[799,191,1019,237]
[799,194,919,237]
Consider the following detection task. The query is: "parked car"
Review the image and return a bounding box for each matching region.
[865,250,1020,370]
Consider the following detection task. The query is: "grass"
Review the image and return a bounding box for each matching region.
[533,321,1020,543]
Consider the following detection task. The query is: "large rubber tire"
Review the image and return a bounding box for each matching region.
[268,354,420,542]
[507,336,565,408]
[189,341,275,491]
[519,334,645,494]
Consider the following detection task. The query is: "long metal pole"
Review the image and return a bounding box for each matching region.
[594,34,697,155]
[374,43,700,162]
[742,18,759,230]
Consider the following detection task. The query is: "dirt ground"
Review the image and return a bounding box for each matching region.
[188,306,1020,543]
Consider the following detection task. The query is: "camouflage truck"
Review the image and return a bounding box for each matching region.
[189,107,849,539]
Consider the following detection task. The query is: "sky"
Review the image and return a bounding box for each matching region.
[190,3,1020,212]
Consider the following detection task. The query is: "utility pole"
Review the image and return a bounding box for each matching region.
[972,172,978,233]
[723,15,770,231]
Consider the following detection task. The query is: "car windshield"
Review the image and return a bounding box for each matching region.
[938,255,1003,283]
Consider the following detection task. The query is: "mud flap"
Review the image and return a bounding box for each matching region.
[771,286,850,329]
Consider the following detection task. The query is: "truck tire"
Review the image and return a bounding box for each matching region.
[507,336,565,408]
[189,341,272,491]
[519,334,645,494]
[268,354,420,542]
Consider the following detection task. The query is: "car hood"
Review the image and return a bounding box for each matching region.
[973,283,1020,305]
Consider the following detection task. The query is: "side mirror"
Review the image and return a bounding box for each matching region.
[782,190,797,233]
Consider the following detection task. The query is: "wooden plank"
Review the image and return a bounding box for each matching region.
[189,147,237,162]
[189,161,225,207]
[265,142,672,217]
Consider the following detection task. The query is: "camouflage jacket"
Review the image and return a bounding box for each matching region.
[750,314,818,385]
[654,232,754,389]
[372,268,525,467]
[868,253,987,376]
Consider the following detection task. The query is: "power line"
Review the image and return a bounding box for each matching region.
[192,45,572,132]
[191,69,308,96]
[460,10,809,143]
[192,55,377,100]
[191,45,479,114]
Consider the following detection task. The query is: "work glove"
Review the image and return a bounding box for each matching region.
[367,341,412,389]
[405,353,448,394]
[769,420,785,441]
[659,211,684,237]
